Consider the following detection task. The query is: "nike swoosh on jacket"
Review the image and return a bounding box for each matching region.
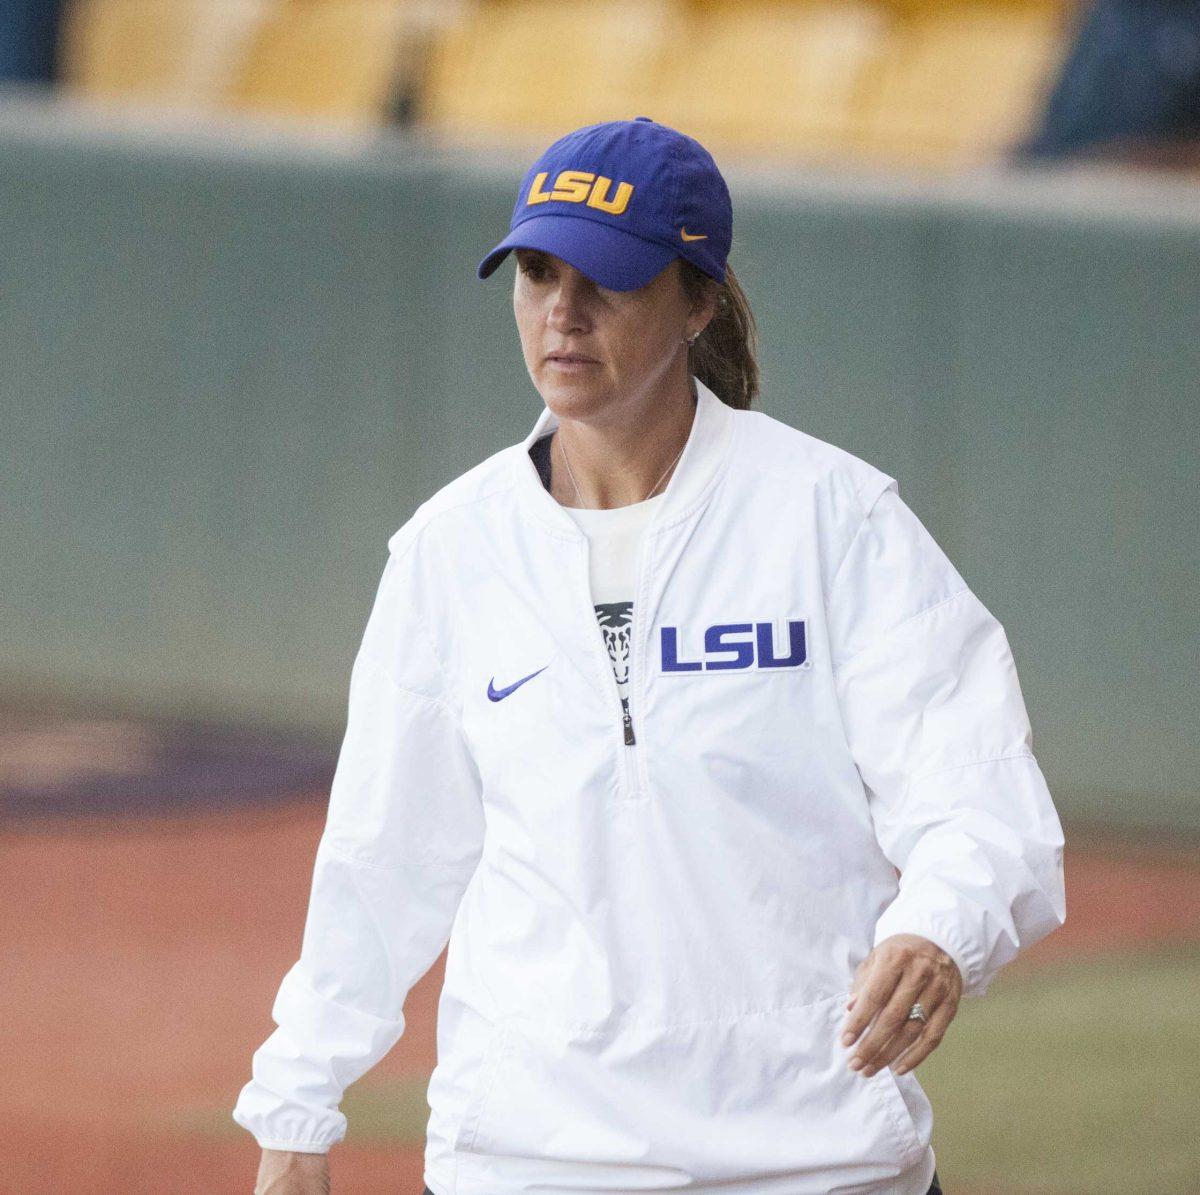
[487,666,548,702]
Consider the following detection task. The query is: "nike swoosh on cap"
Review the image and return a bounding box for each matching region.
[680,228,708,241]
[487,664,549,702]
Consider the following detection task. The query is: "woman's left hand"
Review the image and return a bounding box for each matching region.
[839,933,963,1077]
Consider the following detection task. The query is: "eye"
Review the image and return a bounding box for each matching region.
[518,254,550,281]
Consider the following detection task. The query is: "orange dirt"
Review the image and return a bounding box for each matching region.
[3,800,1196,1194]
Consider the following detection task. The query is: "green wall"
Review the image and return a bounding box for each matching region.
[2,109,1197,832]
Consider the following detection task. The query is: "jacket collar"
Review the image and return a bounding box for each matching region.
[512,374,737,539]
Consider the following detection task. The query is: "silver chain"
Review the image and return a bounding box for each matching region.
[557,430,684,510]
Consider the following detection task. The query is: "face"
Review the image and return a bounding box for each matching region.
[512,248,714,425]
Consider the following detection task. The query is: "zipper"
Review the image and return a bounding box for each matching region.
[577,533,646,796]
[623,525,649,759]
[621,530,649,798]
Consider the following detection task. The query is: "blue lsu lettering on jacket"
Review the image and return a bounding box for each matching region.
[660,620,808,672]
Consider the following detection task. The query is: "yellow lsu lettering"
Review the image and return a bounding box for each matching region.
[528,170,634,215]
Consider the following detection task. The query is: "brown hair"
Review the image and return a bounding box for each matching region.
[679,258,759,410]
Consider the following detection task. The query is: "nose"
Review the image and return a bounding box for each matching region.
[547,272,593,334]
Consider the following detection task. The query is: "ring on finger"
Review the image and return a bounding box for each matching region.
[892,997,941,1072]
[862,991,937,1074]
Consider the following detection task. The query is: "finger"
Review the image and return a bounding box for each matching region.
[858,1005,932,1076]
[841,965,902,1048]
[884,1022,929,1073]
[860,980,947,1074]
[847,970,930,1071]
[890,995,957,1075]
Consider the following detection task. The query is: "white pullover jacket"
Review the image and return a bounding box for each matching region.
[233,377,1067,1195]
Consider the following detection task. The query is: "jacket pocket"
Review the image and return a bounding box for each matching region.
[825,989,928,1171]
[450,1017,513,1155]
[454,992,928,1184]
[859,1035,927,1169]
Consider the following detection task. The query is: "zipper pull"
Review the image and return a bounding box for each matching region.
[622,708,637,746]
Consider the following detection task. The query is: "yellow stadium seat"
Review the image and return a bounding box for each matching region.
[418,0,675,143]
[225,0,430,128]
[59,0,264,107]
[852,2,1070,167]
[652,1,893,162]
[61,0,1072,164]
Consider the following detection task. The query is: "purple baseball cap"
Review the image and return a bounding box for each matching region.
[477,116,732,292]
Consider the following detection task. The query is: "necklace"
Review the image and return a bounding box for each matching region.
[556,429,685,510]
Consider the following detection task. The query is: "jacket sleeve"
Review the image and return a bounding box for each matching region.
[231,541,485,1152]
[828,474,1066,999]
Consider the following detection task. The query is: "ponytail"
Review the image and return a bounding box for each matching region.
[680,259,759,410]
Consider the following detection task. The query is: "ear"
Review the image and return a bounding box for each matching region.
[690,279,720,338]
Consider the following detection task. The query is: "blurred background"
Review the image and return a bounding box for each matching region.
[1,1,1197,1192]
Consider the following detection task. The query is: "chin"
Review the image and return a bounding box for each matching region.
[537,370,609,419]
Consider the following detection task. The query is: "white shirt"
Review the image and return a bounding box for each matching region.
[232,376,1066,1195]
[557,466,667,746]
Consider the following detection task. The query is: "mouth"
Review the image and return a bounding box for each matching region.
[546,353,599,367]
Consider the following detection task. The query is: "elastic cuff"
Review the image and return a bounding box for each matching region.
[254,1138,334,1154]
[872,910,983,998]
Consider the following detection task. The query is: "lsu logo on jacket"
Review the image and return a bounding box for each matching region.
[660,619,808,672]
[526,170,634,214]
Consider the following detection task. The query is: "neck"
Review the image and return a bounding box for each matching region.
[550,371,698,510]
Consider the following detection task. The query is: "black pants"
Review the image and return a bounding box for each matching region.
[422,1175,942,1194]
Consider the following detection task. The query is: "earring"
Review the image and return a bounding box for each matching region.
[684,331,700,345]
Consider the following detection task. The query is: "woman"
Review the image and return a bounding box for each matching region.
[235,117,1066,1195]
